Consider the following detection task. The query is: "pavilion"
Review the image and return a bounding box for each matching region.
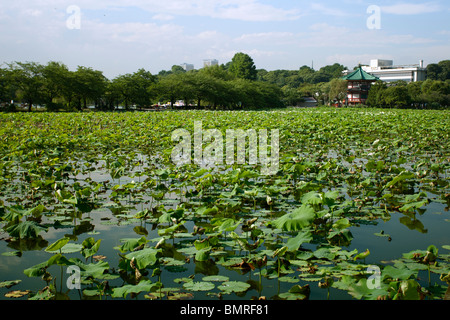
[341,67,379,105]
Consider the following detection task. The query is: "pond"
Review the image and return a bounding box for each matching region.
[0,108,448,301]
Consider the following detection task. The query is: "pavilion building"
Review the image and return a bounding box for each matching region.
[341,67,379,105]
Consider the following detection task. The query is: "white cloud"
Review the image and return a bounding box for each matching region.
[310,3,350,17]
[381,2,441,15]
[210,1,301,21]
[234,32,296,45]
[300,23,435,48]
[152,13,175,21]
[58,0,302,22]
[0,0,447,76]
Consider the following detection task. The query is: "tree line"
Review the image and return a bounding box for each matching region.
[0,52,349,112]
[0,53,448,111]
[366,78,450,109]
[364,60,450,109]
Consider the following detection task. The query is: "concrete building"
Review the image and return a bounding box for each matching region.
[203,59,219,68]
[180,63,194,72]
[361,59,427,83]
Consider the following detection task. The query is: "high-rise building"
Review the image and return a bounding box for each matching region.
[203,59,218,68]
[180,63,194,72]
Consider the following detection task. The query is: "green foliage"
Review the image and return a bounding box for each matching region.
[272,205,316,231]
[2,58,449,110]
[367,78,450,109]
[229,52,257,81]
[427,60,450,81]
[6,221,47,239]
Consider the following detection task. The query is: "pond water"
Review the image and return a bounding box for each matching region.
[0,156,448,300]
[0,109,448,301]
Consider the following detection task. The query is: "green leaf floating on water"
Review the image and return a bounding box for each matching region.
[272,205,315,231]
[69,259,110,278]
[183,281,215,292]
[382,265,416,281]
[202,275,229,282]
[111,280,155,298]
[0,280,21,289]
[59,243,83,254]
[116,236,149,253]
[218,281,251,293]
[286,230,313,252]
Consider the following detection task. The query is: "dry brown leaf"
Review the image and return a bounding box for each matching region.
[93,255,107,261]
[5,290,30,298]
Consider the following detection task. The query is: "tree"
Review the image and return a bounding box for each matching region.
[259,69,303,89]
[200,64,234,81]
[187,72,223,109]
[383,84,411,108]
[407,81,424,108]
[59,69,79,110]
[421,79,450,108]
[171,65,186,74]
[314,82,331,105]
[41,61,69,111]
[0,67,14,106]
[298,83,316,97]
[104,80,122,110]
[229,52,257,81]
[73,66,108,110]
[427,60,450,81]
[437,60,450,81]
[299,65,315,83]
[366,81,387,107]
[129,69,155,108]
[111,69,155,110]
[154,74,183,108]
[328,79,347,104]
[282,86,304,106]
[318,63,346,81]
[111,74,134,109]
[8,62,45,112]
[427,63,442,81]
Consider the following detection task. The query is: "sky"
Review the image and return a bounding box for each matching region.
[0,0,449,79]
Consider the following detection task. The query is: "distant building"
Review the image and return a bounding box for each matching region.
[203,59,218,68]
[361,59,427,83]
[180,63,194,72]
[341,67,379,105]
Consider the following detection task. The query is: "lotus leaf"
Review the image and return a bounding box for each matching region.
[183,281,215,292]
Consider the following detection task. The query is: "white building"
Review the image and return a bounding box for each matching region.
[203,59,219,68]
[180,63,194,72]
[361,59,427,83]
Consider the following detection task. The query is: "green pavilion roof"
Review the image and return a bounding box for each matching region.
[341,67,379,81]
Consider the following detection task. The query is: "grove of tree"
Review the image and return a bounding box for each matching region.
[0,54,448,111]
